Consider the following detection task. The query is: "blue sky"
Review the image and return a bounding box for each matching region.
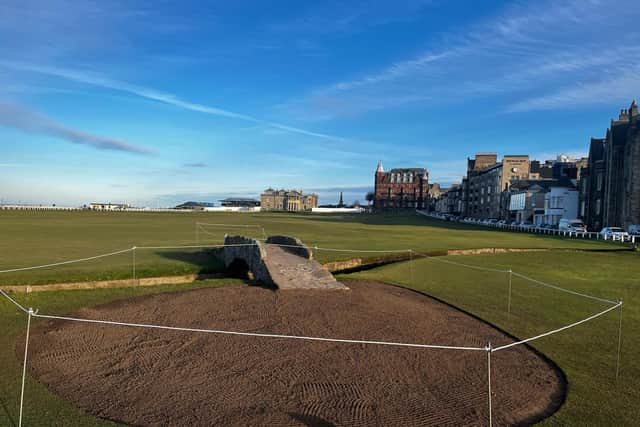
[1,0,639,206]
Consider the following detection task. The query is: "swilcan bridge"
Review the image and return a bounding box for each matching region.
[223,235,348,290]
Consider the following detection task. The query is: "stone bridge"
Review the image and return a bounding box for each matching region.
[223,235,348,290]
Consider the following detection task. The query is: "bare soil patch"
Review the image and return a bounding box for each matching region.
[23,282,564,426]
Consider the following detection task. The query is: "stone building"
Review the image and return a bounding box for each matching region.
[582,100,640,230]
[434,184,463,216]
[374,161,429,209]
[464,154,531,219]
[260,189,318,212]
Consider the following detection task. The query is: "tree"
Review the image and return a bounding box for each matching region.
[365,191,375,206]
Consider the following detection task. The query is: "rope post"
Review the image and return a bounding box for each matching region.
[486,342,493,427]
[19,308,33,427]
[616,300,623,383]
[507,268,512,315]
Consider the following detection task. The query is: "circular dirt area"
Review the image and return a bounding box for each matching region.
[24,282,564,426]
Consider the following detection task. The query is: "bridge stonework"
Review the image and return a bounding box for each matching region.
[223,235,347,290]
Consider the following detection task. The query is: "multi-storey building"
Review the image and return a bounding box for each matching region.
[464,154,531,219]
[582,101,640,230]
[374,162,429,209]
[434,184,463,216]
[260,189,318,212]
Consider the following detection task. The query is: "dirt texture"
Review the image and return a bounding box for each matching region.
[23,282,564,426]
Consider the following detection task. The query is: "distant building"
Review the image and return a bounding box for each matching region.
[504,179,577,225]
[220,198,260,208]
[174,201,215,210]
[89,202,129,211]
[260,189,318,212]
[581,101,640,230]
[373,161,429,210]
[536,184,579,226]
[464,154,530,219]
[434,184,463,216]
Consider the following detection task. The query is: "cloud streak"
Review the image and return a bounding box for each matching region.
[0,61,357,143]
[283,0,640,118]
[0,101,155,155]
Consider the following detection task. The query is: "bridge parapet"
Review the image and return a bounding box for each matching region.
[265,235,313,259]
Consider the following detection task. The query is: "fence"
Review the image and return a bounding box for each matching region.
[0,237,625,426]
[419,211,638,245]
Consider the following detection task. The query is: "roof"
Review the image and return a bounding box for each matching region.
[388,168,428,173]
[220,198,259,202]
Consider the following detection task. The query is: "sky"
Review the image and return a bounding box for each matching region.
[1,0,640,207]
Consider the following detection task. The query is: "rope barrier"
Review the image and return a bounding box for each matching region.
[510,272,618,305]
[29,312,486,352]
[412,251,509,273]
[0,289,30,314]
[312,246,411,253]
[136,243,258,250]
[492,302,622,352]
[196,222,267,239]
[0,247,135,273]
[412,251,617,305]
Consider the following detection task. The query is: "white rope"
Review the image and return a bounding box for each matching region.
[413,252,617,305]
[0,247,135,274]
[313,246,411,253]
[135,243,259,250]
[30,312,486,352]
[196,222,267,239]
[413,252,509,273]
[0,289,30,313]
[492,302,622,352]
[511,272,618,305]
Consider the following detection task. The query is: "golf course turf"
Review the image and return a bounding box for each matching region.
[0,210,637,425]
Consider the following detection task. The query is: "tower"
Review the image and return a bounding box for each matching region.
[338,192,344,207]
[374,161,385,209]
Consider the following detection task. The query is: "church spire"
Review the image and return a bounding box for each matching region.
[376,160,384,173]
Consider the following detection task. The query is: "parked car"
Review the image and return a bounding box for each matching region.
[628,224,640,236]
[600,227,629,239]
[559,219,587,233]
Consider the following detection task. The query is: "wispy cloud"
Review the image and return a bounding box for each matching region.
[507,67,640,113]
[0,61,358,143]
[183,162,207,168]
[283,0,640,118]
[0,101,155,155]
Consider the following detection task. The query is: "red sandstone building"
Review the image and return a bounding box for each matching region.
[374,161,429,209]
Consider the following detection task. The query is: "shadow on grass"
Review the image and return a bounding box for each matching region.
[157,249,277,290]
[156,249,226,276]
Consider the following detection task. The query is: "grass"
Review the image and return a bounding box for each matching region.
[345,250,640,426]
[0,210,623,285]
[0,211,638,425]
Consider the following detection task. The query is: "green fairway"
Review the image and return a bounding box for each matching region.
[0,210,623,285]
[346,250,639,426]
[0,211,638,426]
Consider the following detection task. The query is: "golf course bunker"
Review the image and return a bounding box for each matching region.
[24,282,564,426]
